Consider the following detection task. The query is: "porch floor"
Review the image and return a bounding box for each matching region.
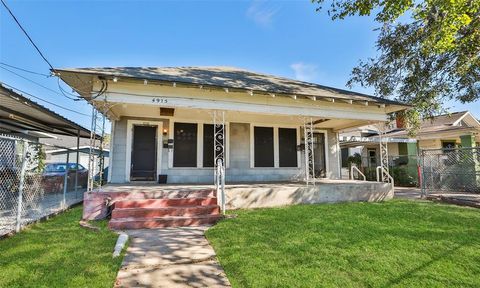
[96,179,375,193]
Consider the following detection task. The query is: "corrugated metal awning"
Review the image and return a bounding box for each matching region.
[0,84,93,138]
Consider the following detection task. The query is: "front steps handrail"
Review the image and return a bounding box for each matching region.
[350,165,366,181]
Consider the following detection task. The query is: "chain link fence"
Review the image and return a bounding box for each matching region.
[421,147,480,195]
[0,135,104,237]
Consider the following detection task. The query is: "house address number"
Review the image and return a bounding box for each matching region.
[151,97,168,104]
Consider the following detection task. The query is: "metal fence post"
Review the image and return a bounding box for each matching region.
[15,140,29,232]
[62,151,70,208]
[420,150,426,198]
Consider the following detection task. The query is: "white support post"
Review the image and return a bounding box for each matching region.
[304,118,315,186]
[375,122,392,183]
[63,151,70,208]
[15,140,28,232]
[88,106,96,191]
[75,129,80,196]
[213,110,226,213]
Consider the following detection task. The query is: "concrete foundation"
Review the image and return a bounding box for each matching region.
[83,180,393,220]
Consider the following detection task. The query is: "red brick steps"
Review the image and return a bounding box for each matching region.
[108,193,221,229]
[109,215,222,229]
[114,197,218,208]
[111,205,220,218]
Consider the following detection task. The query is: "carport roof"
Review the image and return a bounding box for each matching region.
[0,84,93,138]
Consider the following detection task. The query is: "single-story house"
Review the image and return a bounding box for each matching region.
[55,66,409,185]
[339,111,480,186]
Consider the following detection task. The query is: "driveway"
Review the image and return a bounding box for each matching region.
[115,226,231,288]
[394,187,422,200]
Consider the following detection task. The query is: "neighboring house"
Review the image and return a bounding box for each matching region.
[386,111,480,150]
[56,66,408,184]
[339,111,480,185]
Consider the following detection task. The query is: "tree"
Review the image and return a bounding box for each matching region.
[313,0,480,130]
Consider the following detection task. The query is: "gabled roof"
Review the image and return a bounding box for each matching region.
[55,66,409,106]
[0,84,93,138]
[386,111,480,137]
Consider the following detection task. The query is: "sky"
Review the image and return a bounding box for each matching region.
[1,0,479,132]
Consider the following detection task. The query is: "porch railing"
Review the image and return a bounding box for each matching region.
[350,165,366,181]
[215,159,226,214]
[376,166,394,190]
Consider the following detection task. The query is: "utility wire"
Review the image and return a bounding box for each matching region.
[1,0,55,71]
[1,82,91,117]
[0,62,51,77]
[0,65,80,100]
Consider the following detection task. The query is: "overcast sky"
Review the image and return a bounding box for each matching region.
[1,0,478,130]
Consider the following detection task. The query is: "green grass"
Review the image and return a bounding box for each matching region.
[0,206,124,288]
[206,200,480,287]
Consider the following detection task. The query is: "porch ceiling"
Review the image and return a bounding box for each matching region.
[106,103,372,130]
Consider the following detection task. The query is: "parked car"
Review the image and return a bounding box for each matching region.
[42,163,88,193]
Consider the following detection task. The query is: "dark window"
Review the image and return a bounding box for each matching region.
[341,148,349,168]
[203,124,214,167]
[254,127,274,167]
[173,123,197,167]
[279,128,297,167]
[442,141,456,151]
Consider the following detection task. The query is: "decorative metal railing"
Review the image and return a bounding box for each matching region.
[304,118,315,186]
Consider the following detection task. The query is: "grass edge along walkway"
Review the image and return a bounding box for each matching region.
[0,205,125,288]
[206,200,480,288]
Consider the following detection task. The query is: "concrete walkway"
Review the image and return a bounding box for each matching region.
[115,227,231,288]
[394,187,480,208]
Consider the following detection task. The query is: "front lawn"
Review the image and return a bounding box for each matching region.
[0,206,123,288]
[206,200,480,287]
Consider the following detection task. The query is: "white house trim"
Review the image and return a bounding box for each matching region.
[125,119,163,182]
[99,93,388,122]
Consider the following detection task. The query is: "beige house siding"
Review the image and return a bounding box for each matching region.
[109,117,341,184]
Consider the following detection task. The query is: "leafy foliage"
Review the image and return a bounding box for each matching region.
[313,0,480,124]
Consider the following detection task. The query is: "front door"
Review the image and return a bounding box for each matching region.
[313,132,326,178]
[131,125,157,181]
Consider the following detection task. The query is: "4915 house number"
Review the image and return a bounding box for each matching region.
[151,97,168,104]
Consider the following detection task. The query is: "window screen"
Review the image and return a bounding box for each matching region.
[279,128,297,167]
[203,124,214,167]
[254,127,274,167]
[173,123,197,167]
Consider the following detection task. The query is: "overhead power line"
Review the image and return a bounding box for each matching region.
[1,0,55,71]
[1,82,90,117]
[0,65,81,100]
[0,62,51,77]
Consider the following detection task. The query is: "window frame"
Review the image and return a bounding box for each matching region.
[250,123,302,169]
[168,119,229,169]
[173,122,198,168]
